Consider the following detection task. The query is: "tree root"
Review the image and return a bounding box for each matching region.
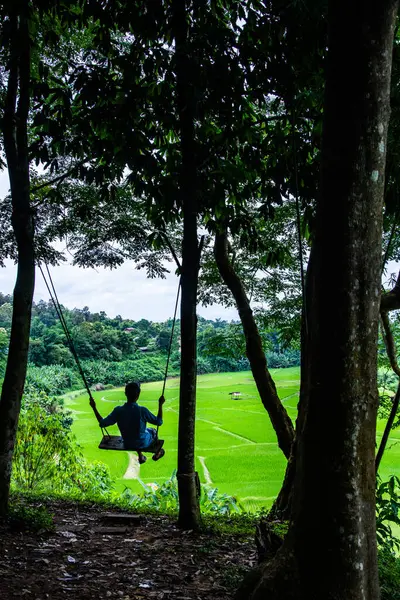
[236,548,298,600]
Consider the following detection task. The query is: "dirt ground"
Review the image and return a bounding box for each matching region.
[0,503,257,600]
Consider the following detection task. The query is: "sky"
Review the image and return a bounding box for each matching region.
[0,171,239,322]
[1,170,399,322]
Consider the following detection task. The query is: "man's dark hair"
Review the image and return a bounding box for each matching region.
[125,381,141,401]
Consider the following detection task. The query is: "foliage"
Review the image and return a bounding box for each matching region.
[377,318,400,427]
[26,363,80,395]
[378,548,400,600]
[12,405,113,497]
[21,386,73,429]
[378,368,398,395]
[120,471,242,516]
[376,475,400,553]
[200,484,243,516]
[202,512,256,537]
[266,350,300,369]
[6,501,55,533]
[0,293,300,391]
[68,459,114,498]
[0,326,8,375]
[81,356,169,386]
[197,320,299,372]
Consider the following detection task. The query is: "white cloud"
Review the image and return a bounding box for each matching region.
[0,170,238,321]
[2,172,399,322]
[0,258,239,322]
[0,170,9,197]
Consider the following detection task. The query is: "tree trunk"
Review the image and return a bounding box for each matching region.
[238,2,398,598]
[214,232,294,459]
[0,3,34,516]
[173,0,201,530]
[269,246,317,519]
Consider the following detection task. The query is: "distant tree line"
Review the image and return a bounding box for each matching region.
[0,293,299,393]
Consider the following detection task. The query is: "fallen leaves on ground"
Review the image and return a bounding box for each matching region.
[0,502,257,600]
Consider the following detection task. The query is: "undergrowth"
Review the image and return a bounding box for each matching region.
[6,501,55,533]
[5,490,400,599]
[379,548,400,600]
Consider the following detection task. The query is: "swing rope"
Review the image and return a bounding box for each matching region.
[39,262,180,439]
[157,278,181,435]
[39,262,111,437]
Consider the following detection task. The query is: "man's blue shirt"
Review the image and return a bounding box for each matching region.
[100,402,162,449]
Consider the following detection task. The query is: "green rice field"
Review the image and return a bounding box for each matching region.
[65,368,400,510]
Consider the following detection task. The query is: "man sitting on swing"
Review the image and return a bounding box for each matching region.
[90,381,165,463]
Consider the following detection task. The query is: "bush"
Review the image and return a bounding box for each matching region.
[26,364,80,395]
[266,350,300,369]
[24,349,294,396]
[201,485,243,515]
[119,471,242,515]
[376,475,400,553]
[12,405,114,498]
[7,502,55,533]
[13,405,78,491]
[80,356,172,386]
[67,459,113,497]
[197,356,213,374]
[379,548,400,600]
[22,387,73,429]
[378,368,398,394]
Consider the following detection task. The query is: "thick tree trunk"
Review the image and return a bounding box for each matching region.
[238,2,398,598]
[214,232,294,459]
[173,0,201,530]
[0,4,34,516]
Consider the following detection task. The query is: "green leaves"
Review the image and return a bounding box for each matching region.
[12,399,114,497]
[376,475,400,552]
[121,470,242,516]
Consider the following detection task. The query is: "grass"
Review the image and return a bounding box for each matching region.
[64,367,400,511]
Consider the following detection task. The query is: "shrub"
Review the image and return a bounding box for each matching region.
[22,387,73,429]
[12,405,114,498]
[376,475,400,553]
[379,548,400,600]
[12,405,78,491]
[80,357,170,386]
[26,364,80,395]
[266,350,300,369]
[201,485,243,515]
[7,502,55,533]
[67,459,113,497]
[119,471,242,515]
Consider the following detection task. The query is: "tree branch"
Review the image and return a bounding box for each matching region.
[380,312,400,377]
[30,158,91,199]
[380,270,400,312]
[2,15,19,185]
[376,310,400,472]
[214,230,295,458]
[376,382,400,473]
[159,231,181,272]
[198,234,205,261]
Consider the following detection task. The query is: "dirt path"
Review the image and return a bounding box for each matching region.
[199,456,212,485]
[123,452,140,479]
[0,502,256,600]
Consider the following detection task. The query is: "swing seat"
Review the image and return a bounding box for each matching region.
[98,436,164,455]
